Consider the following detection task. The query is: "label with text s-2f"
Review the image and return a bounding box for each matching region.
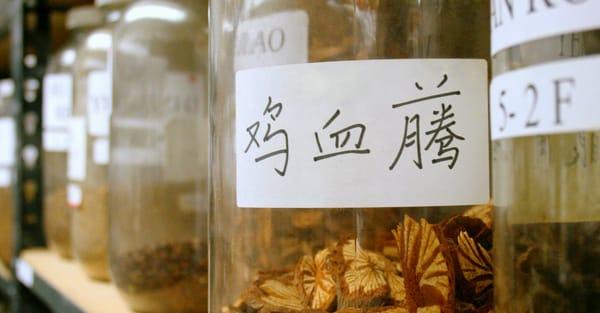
[236,59,489,208]
[491,0,600,55]
[491,55,600,140]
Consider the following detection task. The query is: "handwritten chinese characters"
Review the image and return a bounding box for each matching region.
[390,75,465,170]
[235,59,488,207]
[244,74,466,176]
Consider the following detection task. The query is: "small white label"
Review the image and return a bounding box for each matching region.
[0,168,11,187]
[235,11,309,71]
[43,130,69,152]
[67,117,86,181]
[0,118,16,167]
[67,183,82,207]
[491,0,600,55]
[236,59,489,208]
[87,71,112,136]
[491,55,600,140]
[15,259,34,288]
[93,138,109,165]
[43,73,72,129]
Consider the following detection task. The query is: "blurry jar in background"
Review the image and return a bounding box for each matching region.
[43,5,103,260]
[70,0,130,281]
[0,80,15,266]
[109,0,208,312]
[491,2,600,312]
[211,1,492,313]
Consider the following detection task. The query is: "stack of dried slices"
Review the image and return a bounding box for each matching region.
[227,205,493,313]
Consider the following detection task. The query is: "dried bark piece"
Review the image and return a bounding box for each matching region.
[456,232,492,298]
[243,272,308,313]
[334,239,392,309]
[296,248,337,311]
[462,203,492,229]
[393,215,454,313]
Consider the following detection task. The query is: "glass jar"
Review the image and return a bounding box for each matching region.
[0,79,15,266]
[109,0,208,312]
[69,0,130,281]
[211,1,492,313]
[43,5,102,260]
[491,4,600,313]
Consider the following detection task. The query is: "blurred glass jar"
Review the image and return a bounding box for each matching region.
[0,80,15,266]
[211,1,492,313]
[491,6,600,313]
[43,5,102,260]
[69,0,130,281]
[109,0,208,311]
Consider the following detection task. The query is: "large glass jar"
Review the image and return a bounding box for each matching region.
[211,2,492,313]
[69,0,130,281]
[108,0,208,312]
[43,5,102,260]
[0,79,15,266]
[491,3,600,313]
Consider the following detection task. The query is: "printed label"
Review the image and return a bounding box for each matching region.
[93,138,109,165]
[87,71,112,136]
[67,183,82,208]
[0,168,10,187]
[43,73,72,152]
[236,59,489,208]
[235,11,309,70]
[67,117,86,181]
[491,55,600,140]
[491,0,600,55]
[0,118,15,167]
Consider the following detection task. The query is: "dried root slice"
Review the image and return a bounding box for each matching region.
[291,211,324,229]
[243,272,308,313]
[462,203,492,229]
[295,248,337,311]
[456,232,492,298]
[387,262,406,304]
[335,239,392,309]
[392,216,454,313]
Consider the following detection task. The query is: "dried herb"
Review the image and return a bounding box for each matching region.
[392,216,454,313]
[295,248,337,311]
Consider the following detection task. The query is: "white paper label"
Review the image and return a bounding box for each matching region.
[491,0,600,55]
[87,71,112,136]
[93,138,109,165]
[43,74,72,128]
[43,73,72,152]
[67,117,86,181]
[0,168,10,187]
[43,131,69,152]
[0,118,16,167]
[15,259,34,288]
[236,60,489,208]
[67,183,82,207]
[235,11,309,71]
[491,55,600,140]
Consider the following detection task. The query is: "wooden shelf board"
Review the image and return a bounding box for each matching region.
[17,249,131,313]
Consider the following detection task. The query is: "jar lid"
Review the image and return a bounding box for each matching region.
[95,0,131,7]
[66,6,103,30]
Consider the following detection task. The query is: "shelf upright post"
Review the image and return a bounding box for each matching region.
[10,0,50,311]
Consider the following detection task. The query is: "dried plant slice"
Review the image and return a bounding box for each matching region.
[392,215,454,313]
[243,272,308,313]
[335,239,391,308]
[295,248,337,311]
[368,306,410,313]
[456,231,492,296]
[463,203,492,229]
[387,262,406,304]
